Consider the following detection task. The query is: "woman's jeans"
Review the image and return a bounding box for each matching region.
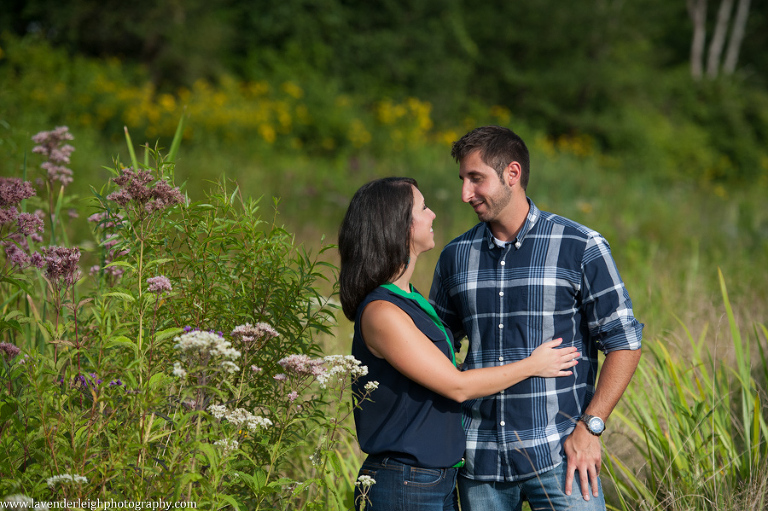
[457,461,606,511]
[354,455,459,511]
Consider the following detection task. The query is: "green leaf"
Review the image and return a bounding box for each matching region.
[103,292,136,303]
[154,327,184,342]
[105,336,139,356]
[168,110,186,164]
[105,260,136,271]
[124,126,139,169]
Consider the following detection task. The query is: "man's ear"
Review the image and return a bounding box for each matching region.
[505,161,522,187]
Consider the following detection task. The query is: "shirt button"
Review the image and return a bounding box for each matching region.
[499,356,504,361]
[500,421,506,427]
[500,261,506,266]
[500,389,505,394]
[499,291,504,296]
[515,241,522,249]
[499,324,503,329]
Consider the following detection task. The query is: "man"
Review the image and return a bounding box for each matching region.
[429,125,642,510]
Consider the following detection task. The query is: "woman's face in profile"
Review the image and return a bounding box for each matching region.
[409,186,436,257]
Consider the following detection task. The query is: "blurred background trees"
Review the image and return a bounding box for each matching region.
[2,0,767,184]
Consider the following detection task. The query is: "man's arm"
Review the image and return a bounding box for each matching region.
[563,348,642,501]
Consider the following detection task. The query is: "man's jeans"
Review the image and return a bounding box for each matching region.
[457,461,606,511]
[354,455,460,510]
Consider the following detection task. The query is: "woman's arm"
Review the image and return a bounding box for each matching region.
[361,300,579,403]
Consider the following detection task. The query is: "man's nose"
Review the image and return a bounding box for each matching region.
[461,181,472,203]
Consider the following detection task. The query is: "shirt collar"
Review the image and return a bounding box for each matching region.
[483,197,540,250]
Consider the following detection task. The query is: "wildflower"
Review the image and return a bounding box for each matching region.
[356,475,376,488]
[0,177,36,208]
[273,373,287,382]
[172,362,187,378]
[317,355,368,388]
[0,206,17,225]
[208,404,272,432]
[109,379,123,387]
[31,126,75,187]
[3,242,31,268]
[107,167,183,214]
[173,330,241,361]
[208,404,227,419]
[251,365,262,373]
[16,212,44,236]
[288,391,299,402]
[231,322,279,344]
[278,354,326,377]
[40,246,82,287]
[214,438,239,456]
[0,342,21,361]
[46,473,87,489]
[87,211,125,229]
[364,381,379,392]
[147,275,172,294]
[221,360,240,374]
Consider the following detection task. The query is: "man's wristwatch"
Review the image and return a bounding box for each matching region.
[580,414,605,436]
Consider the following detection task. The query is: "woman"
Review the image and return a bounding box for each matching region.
[338,177,579,511]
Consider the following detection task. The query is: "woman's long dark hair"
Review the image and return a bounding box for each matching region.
[338,177,417,320]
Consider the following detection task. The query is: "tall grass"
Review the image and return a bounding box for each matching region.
[606,269,768,510]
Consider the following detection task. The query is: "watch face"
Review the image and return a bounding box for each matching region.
[588,417,605,434]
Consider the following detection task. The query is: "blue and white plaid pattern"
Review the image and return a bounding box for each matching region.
[429,199,642,482]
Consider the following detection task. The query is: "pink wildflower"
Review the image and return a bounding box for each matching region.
[107,167,184,213]
[278,354,326,377]
[17,213,44,236]
[31,126,75,186]
[0,342,21,361]
[41,246,82,286]
[231,322,279,343]
[0,178,36,208]
[288,391,299,402]
[147,275,172,293]
[3,242,30,267]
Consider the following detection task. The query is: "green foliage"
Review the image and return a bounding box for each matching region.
[5,0,768,182]
[0,122,370,509]
[606,270,768,510]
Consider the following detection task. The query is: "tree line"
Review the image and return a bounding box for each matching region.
[2,0,767,180]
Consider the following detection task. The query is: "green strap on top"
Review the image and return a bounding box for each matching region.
[380,282,457,368]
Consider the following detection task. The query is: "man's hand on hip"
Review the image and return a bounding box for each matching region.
[563,422,602,501]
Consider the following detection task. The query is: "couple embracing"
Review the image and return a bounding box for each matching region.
[338,126,643,511]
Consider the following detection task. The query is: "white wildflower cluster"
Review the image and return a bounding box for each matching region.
[364,381,380,392]
[46,473,88,489]
[213,438,240,456]
[208,404,227,419]
[356,475,376,488]
[207,404,273,432]
[172,361,187,378]
[317,355,368,388]
[173,330,241,360]
[221,360,240,374]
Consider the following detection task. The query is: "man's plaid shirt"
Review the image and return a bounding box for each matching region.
[429,199,643,481]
